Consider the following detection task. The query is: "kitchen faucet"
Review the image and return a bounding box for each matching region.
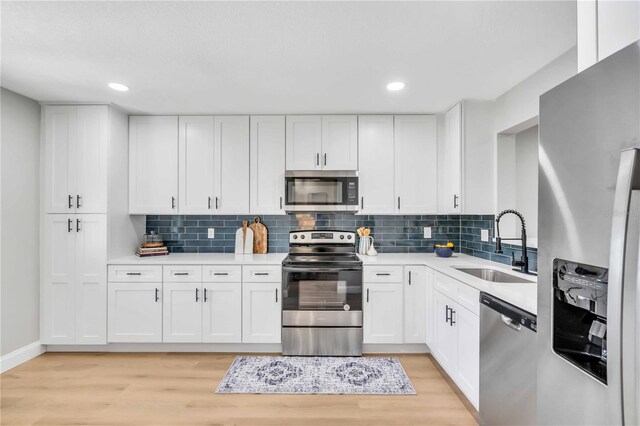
[495,209,533,275]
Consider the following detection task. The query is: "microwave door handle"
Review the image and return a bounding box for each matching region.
[608,148,640,426]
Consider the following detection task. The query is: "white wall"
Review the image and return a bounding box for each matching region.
[1,88,41,356]
[515,125,539,241]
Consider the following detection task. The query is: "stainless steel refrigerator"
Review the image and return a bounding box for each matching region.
[538,41,640,425]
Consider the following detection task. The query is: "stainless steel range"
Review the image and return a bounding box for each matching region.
[282,230,363,356]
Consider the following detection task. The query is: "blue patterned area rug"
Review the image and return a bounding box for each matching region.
[215,356,416,395]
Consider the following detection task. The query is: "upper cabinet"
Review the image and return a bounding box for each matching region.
[439,103,463,214]
[286,115,358,171]
[44,105,108,213]
[129,116,179,214]
[214,116,250,214]
[178,116,215,214]
[250,116,286,214]
[358,115,395,214]
[394,115,438,214]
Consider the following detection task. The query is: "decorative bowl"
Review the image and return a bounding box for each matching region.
[434,246,454,258]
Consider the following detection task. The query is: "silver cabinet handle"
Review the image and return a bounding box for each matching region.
[76,219,81,232]
[408,271,412,285]
[204,288,208,302]
[366,288,370,303]
[215,197,219,210]
[275,288,278,303]
[213,272,228,276]
[324,153,327,166]
[68,195,74,209]
[195,288,199,302]
[126,272,141,276]
[608,148,640,425]
[77,195,82,208]
[174,272,189,276]
[280,196,283,210]
[376,273,391,276]
[67,218,73,232]
[155,288,159,302]
[171,196,176,209]
[208,196,212,209]
[450,308,456,326]
[398,197,401,210]
[255,272,269,276]
[316,153,320,166]
[445,305,451,323]
[453,194,459,209]
[361,197,364,210]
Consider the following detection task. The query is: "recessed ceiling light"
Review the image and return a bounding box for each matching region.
[386,81,405,91]
[108,82,129,92]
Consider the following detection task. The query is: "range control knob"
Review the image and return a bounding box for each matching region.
[347,235,352,240]
[293,235,298,240]
[300,235,306,239]
[340,235,345,240]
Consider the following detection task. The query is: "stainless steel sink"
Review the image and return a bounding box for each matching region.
[453,267,534,283]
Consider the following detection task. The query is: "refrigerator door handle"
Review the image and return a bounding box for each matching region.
[609,148,640,425]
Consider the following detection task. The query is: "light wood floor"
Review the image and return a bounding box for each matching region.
[1,353,478,425]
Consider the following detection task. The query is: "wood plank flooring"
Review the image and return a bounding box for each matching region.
[1,353,477,425]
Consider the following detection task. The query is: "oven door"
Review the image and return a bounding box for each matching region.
[282,265,363,327]
[284,174,358,212]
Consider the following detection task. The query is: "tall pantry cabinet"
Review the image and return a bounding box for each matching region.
[41,105,142,345]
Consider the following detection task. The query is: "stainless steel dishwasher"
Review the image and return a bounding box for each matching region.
[479,292,537,426]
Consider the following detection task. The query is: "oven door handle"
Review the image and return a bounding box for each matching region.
[283,266,362,273]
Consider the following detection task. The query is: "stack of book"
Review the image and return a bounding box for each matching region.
[135,245,169,257]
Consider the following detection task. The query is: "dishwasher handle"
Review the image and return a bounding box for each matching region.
[480,292,537,332]
[501,314,522,331]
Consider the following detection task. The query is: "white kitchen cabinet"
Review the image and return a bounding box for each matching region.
[250,116,285,214]
[394,115,438,214]
[425,267,435,348]
[41,214,107,344]
[286,115,322,170]
[321,115,358,170]
[178,116,215,214]
[438,103,463,214]
[203,282,242,343]
[242,281,281,343]
[404,266,427,344]
[214,116,250,214]
[363,282,403,344]
[163,283,202,342]
[433,290,458,373]
[108,282,163,343]
[129,116,179,214]
[43,105,108,214]
[358,115,395,214]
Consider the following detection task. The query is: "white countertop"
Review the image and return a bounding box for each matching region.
[359,253,537,315]
[108,252,537,314]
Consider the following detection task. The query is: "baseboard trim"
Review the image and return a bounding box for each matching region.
[1,341,45,373]
[363,343,429,354]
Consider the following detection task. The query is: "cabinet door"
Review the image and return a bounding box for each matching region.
[242,282,281,343]
[108,282,162,342]
[129,116,178,214]
[41,215,77,344]
[363,282,403,344]
[286,115,322,170]
[357,116,395,214]
[202,282,242,343]
[214,116,250,214]
[425,267,435,348]
[455,305,480,408]
[321,115,358,170]
[75,214,107,344]
[250,116,286,214]
[178,116,215,214]
[394,115,438,214]
[163,283,202,342]
[404,266,427,344]
[439,103,463,214]
[432,290,458,373]
[75,106,108,213]
[44,106,76,213]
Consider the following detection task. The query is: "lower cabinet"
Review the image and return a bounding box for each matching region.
[163,282,202,342]
[404,266,428,343]
[432,288,480,409]
[363,282,404,344]
[108,282,162,342]
[203,282,242,343]
[242,281,281,343]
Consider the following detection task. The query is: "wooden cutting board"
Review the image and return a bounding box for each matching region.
[249,217,268,254]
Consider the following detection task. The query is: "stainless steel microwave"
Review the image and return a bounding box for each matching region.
[284,171,359,212]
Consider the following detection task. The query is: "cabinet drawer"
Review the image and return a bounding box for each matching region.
[203,265,242,282]
[243,265,281,282]
[163,265,202,282]
[434,271,459,301]
[108,265,163,282]
[457,283,480,316]
[364,266,403,283]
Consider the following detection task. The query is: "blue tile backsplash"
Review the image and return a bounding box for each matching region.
[145,213,537,270]
[145,213,461,254]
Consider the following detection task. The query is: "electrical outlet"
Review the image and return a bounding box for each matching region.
[481,229,489,242]
[208,228,215,239]
[424,227,432,238]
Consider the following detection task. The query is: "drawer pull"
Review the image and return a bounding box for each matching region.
[213,272,229,276]
[174,272,189,276]
[376,273,391,276]
[255,272,270,276]
[126,272,142,276]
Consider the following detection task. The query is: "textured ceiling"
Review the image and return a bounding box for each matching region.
[1,1,576,114]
